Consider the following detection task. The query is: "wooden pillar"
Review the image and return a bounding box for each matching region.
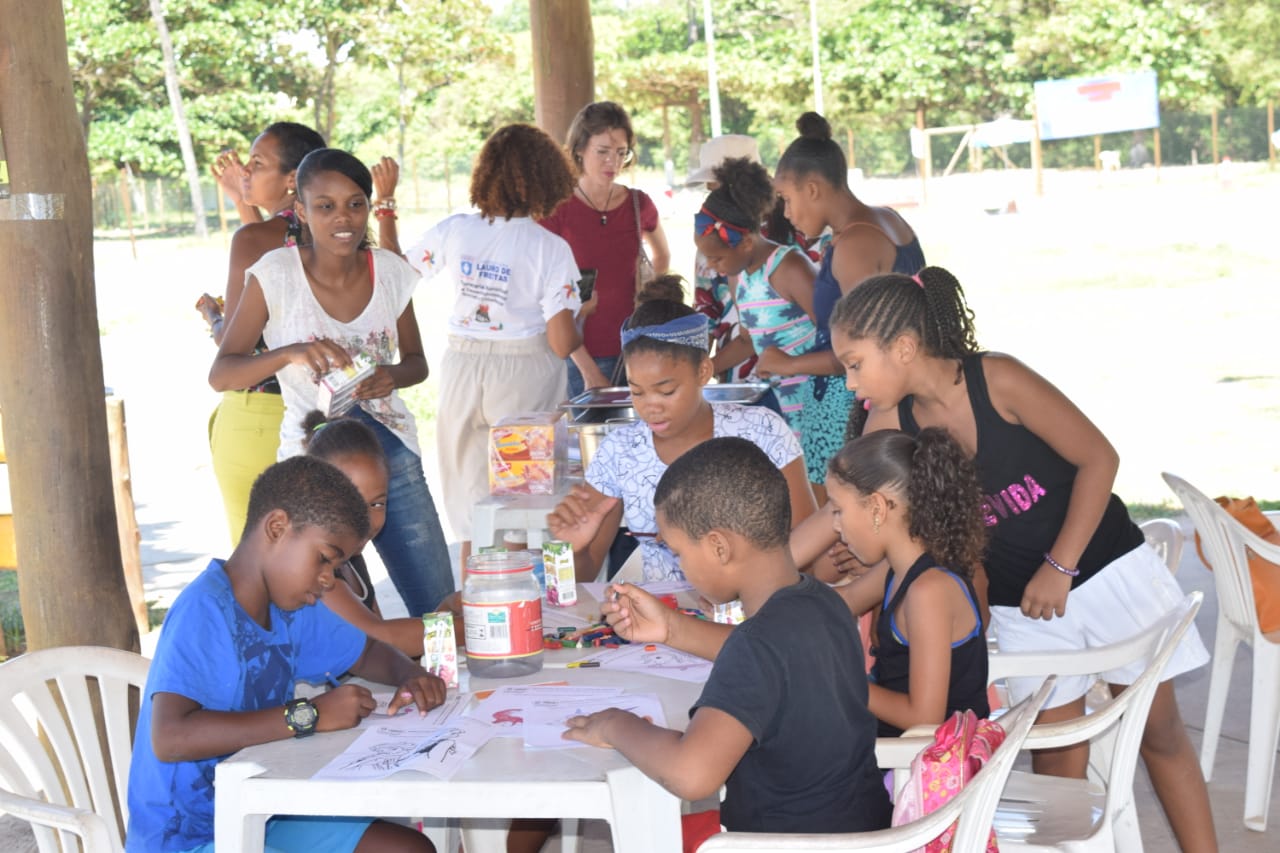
[1093,135,1101,170]
[1031,99,1044,197]
[106,397,148,638]
[530,0,594,147]
[0,0,140,653]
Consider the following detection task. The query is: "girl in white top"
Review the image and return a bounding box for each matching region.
[548,299,818,583]
[209,148,453,618]
[405,124,582,564]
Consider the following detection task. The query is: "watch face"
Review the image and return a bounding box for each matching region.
[288,699,318,734]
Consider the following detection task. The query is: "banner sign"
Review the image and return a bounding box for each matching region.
[1034,70,1159,141]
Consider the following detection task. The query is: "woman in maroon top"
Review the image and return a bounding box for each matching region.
[542,101,671,396]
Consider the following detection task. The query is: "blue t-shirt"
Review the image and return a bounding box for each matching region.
[126,560,365,852]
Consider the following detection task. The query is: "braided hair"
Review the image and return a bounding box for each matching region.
[827,428,986,577]
[831,266,978,360]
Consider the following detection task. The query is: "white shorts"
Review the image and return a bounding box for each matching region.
[990,543,1209,709]
[436,334,566,540]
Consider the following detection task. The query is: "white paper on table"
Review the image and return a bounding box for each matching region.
[522,693,667,750]
[583,643,712,683]
[579,579,693,602]
[370,691,468,723]
[312,716,493,781]
[465,684,623,735]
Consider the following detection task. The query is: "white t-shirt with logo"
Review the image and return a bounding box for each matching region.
[249,245,421,459]
[406,214,581,340]
[586,403,803,581]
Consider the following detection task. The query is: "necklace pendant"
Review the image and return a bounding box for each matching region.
[600,214,608,226]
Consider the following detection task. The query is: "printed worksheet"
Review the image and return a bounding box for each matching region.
[522,692,668,750]
[312,715,493,781]
[582,642,712,683]
[580,579,693,602]
[370,691,468,722]
[465,684,623,736]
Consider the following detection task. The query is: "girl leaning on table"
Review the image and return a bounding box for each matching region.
[805,265,1217,852]
[547,298,818,583]
[208,148,455,620]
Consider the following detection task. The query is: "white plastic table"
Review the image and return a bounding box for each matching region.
[214,590,702,853]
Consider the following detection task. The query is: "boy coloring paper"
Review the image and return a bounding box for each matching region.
[522,693,667,750]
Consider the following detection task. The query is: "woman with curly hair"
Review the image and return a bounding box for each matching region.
[541,101,671,395]
[404,123,583,565]
[824,428,989,737]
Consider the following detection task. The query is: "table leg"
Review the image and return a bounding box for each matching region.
[605,765,681,853]
[214,760,269,853]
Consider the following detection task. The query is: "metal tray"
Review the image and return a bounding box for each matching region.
[561,382,771,411]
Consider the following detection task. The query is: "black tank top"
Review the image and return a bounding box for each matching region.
[897,354,1143,606]
[870,552,989,737]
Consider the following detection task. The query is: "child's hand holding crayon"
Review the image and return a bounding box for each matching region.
[602,582,672,644]
[313,684,378,731]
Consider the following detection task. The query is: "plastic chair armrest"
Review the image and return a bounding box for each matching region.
[0,787,116,850]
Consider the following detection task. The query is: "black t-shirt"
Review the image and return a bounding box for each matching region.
[692,575,892,833]
[898,354,1143,607]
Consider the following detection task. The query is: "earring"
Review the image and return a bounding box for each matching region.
[287,187,295,195]
[873,513,880,534]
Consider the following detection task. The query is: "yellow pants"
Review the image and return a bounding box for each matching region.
[209,390,283,544]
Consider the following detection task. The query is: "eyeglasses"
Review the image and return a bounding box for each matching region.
[591,146,635,165]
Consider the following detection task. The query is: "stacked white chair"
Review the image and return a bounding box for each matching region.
[1163,471,1280,831]
[694,677,1056,853]
[989,591,1202,851]
[0,645,150,853]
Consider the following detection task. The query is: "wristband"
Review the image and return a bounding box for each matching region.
[1043,551,1079,577]
[374,209,398,220]
[373,198,397,212]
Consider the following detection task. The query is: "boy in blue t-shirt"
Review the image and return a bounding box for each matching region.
[563,437,891,835]
[126,456,443,852]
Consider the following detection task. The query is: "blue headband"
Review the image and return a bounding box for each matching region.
[694,208,747,247]
[620,313,710,352]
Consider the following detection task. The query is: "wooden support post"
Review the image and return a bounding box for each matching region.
[1211,108,1219,167]
[106,397,148,638]
[0,0,140,653]
[1031,99,1044,197]
[1093,135,1101,170]
[530,0,594,145]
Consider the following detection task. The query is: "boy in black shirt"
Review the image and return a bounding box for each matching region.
[564,436,891,833]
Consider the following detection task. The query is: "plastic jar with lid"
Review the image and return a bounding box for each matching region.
[462,551,544,677]
[502,530,546,597]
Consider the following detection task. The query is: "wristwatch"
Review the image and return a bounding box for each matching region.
[284,698,319,738]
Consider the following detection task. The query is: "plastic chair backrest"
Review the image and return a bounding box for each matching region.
[1139,517,1184,573]
[1164,472,1261,638]
[696,677,1056,853]
[992,593,1202,835]
[0,646,149,853]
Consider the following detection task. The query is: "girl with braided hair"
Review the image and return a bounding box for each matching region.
[824,428,989,737]
[820,265,1216,852]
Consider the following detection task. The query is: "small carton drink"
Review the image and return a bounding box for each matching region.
[542,539,577,607]
[316,352,377,417]
[421,611,459,687]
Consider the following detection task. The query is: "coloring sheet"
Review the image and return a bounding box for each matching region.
[465,684,623,736]
[312,715,493,781]
[370,691,468,723]
[522,692,667,750]
[583,643,712,683]
[579,579,693,602]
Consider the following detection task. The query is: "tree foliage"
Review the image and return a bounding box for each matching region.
[62,0,1277,183]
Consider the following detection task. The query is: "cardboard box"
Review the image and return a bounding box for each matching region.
[316,352,377,418]
[488,412,567,495]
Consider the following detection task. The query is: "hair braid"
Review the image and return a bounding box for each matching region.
[830,266,978,359]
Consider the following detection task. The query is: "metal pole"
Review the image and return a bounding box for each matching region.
[703,0,721,136]
[809,0,823,114]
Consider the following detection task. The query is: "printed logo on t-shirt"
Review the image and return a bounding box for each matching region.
[981,475,1048,526]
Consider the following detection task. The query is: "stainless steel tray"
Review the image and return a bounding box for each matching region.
[561,382,771,410]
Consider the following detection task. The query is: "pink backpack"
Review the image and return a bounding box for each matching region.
[891,710,1006,853]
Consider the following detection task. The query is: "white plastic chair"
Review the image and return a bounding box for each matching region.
[695,677,1056,853]
[1163,471,1280,831]
[0,645,150,853]
[990,591,1202,852]
[1139,518,1184,575]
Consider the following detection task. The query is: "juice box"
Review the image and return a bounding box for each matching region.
[316,352,377,417]
[421,611,459,687]
[488,412,567,495]
[542,539,577,607]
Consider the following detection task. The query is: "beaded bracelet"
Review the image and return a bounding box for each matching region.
[373,209,398,220]
[1043,551,1080,577]
[373,197,397,212]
